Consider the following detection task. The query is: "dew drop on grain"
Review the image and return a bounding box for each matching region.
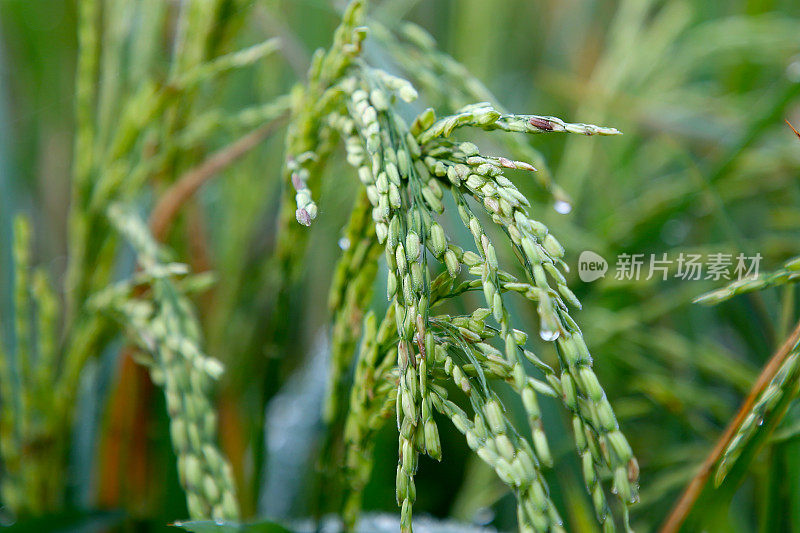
[554,200,572,215]
[540,329,560,341]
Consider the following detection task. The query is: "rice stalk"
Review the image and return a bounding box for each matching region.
[0,0,283,518]
[0,218,67,514]
[90,205,240,521]
[694,255,800,305]
[291,2,638,530]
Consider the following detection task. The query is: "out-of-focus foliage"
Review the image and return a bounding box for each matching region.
[1,0,800,532]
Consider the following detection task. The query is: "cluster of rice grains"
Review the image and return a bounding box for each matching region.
[289,2,638,531]
[89,206,239,521]
[2,209,241,522]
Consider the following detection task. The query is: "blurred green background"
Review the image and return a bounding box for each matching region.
[1,0,800,531]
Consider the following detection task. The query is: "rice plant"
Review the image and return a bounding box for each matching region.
[2,0,800,532]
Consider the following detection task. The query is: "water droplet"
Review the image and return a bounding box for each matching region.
[787,56,800,82]
[540,329,560,341]
[554,200,572,214]
[757,417,764,426]
[338,237,351,250]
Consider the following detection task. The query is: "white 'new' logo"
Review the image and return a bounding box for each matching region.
[578,251,607,282]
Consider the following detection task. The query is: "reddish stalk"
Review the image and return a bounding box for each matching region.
[149,115,288,240]
[786,119,800,140]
